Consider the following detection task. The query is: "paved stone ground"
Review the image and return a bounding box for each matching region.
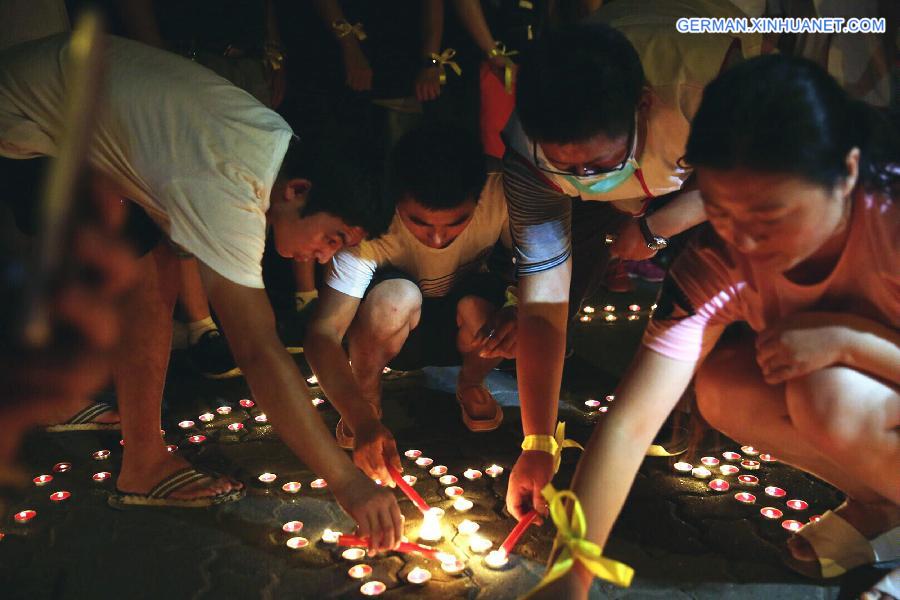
[0,285,890,599]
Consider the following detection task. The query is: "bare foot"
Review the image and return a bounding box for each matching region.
[788,499,900,562]
[117,451,242,500]
[457,382,499,420]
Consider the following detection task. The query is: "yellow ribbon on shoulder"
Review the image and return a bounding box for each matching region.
[488,42,518,94]
[430,48,462,85]
[332,20,367,41]
[526,484,633,596]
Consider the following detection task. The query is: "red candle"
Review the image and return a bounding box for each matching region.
[719,465,740,476]
[14,510,36,523]
[738,475,759,486]
[500,510,539,554]
[759,453,776,462]
[239,399,255,408]
[786,499,808,511]
[734,492,756,504]
[722,451,741,461]
[708,479,730,492]
[187,435,206,444]
[337,535,440,561]
[92,472,111,482]
[760,507,783,519]
[764,486,787,498]
[52,462,72,473]
[781,519,804,532]
[33,475,53,486]
[50,491,71,502]
[387,465,430,513]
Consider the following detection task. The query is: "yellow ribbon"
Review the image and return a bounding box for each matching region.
[552,421,583,474]
[332,20,367,41]
[488,42,519,93]
[524,484,633,597]
[430,48,462,85]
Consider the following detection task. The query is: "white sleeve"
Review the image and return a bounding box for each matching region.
[326,246,379,299]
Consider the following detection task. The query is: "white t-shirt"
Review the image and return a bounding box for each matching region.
[0,34,293,288]
[327,173,511,299]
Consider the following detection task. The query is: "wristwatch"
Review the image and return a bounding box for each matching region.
[638,216,668,251]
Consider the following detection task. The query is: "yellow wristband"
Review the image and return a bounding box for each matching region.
[521,434,558,456]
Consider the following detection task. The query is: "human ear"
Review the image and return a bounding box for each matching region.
[841,147,860,197]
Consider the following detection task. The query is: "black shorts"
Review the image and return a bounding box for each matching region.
[363,270,508,370]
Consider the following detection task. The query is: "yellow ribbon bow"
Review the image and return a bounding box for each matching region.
[525,484,633,597]
[552,421,583,474]
[430,48,462,85]
[488,42,519,93]
[332,20,367,41]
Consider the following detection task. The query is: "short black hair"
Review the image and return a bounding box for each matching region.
[685,54,899,193]
[389,121,487,210]
[277,137,393,239]
[516,23,644,144]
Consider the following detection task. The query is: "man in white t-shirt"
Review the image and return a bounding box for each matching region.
[305,123,516,484]
[0,34,406,550]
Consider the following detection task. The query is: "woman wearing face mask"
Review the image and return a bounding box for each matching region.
[526,54,899,599]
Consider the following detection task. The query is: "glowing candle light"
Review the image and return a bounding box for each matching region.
[765,486,786,498]
[239,399,255,408]
[628,304,641,312]
[14,510,36,523]
[596,405,609,413]
[322,529,342,543]
[198,412,215,423]
[282,521,304,533]
[348,564,372,579]
[700,456,720,467]
[381,366,392,374]
[738,475,759,486]
[402,475,417,486]
[457,520,480,535]
[445,486,464,497]
[583,306,595,314]
[579,315,592,323]
[453,497,474,512]
[809,515,822,524]
[439,475,458,485]
[415,457,433,468]
[440,557,466,574]
[92,472,111,482]
[469,535,493,554]
[603,305,616,312]
[584,399,601,409]
[673,462,693,473]
[227,422,244,432]
[306,375,318,385]
[311,397,325,407]
[740,460,760,470]
[722,451,742,461]
[720,465,740,476]
[781,519,804,532]
[187,435,206,444]
[387,465,430,512]
[760,507,783,519]
[485,550,509,569]
[759,453,776,462]
[406,567,432,585]
[429,465,448,477]
[166,444,178,453]
[49,491,71,502]
[692,466,712,479]
[604,313,618,322]
[708,479,730,492]
[92,450,110,460]
[418,507,444,542]
[310,478,327,489]
[740,446,759,455]
[786,499,808,511]
[216,406,232,415]
[178,420,195,429]
[254,413,268,423]
[53,462,72,473]
[120,439,126,447]
[627,314,640,321]
[33,475,53,486]
[286,536,309,549]
[404,449,422,459]
[360,581,386,596]
[463,469,482,480]
[258,473,277,484]
[734,492,756,504]
[486,465,504,478]
[342,548,367,561]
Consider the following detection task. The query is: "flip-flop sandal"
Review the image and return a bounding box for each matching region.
[785,510,900,579]
[44,401,120,432]
[335,407,383,450]
[456,384,503,432]
[107,467,244,509]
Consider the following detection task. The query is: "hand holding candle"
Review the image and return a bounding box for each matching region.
[387,464,430,513]
[500,509,539,555]
[338,534,440,561]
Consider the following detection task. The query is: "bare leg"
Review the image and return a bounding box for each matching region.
[696,337,900,560]
[177,257,212,323]
[455,295,503,419]
[115,244,239,498]
[293,260,317,295]
[347,279,422,413]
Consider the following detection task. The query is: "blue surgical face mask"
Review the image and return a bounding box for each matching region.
[563,158,638,194]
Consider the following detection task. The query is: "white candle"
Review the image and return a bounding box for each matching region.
[439,475,458,485]
[691,466,712,479]
[415,457,433,468]
[92,450,111,460]
[673,462,693,473]
[282,521,303,533]
[285,536,308,549]
[463,469,482,480]
[457,520,480,535]
[321,529,341,543]
[429,465,447,477]
[359,581,386,596]
[348,564,372,579]
[582,306,595,314]
[486,465,504,478]
[216,406,232,415]
[404,449,422,459]
[310,478,327,489]
[406,567,432,585]
[484,549,509,569]
[282,481,302,493]
[419,507,444,542]
[469,535,492,554]
[177,420,195,429]
[341,548,366,561]
[258,473,277,483]
[453,497,474,512]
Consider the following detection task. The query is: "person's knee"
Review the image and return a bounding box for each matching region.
[456,295,493,330]
[358,280,422,340]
